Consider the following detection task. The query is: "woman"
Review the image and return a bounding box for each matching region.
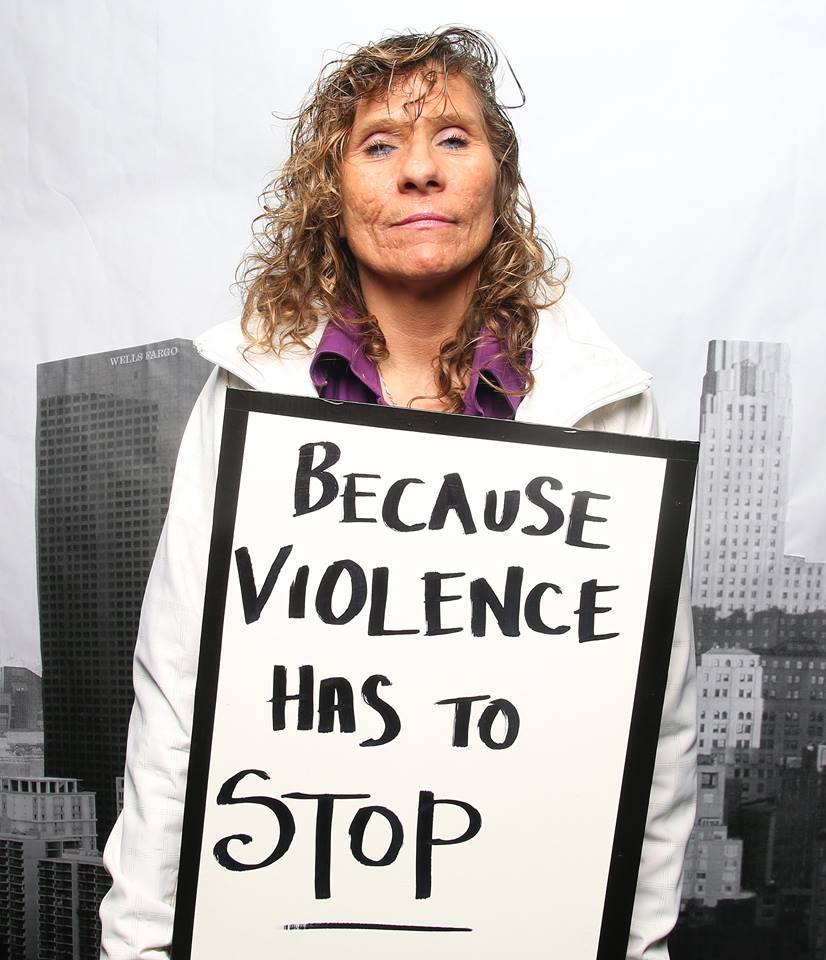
[99,28,696,960]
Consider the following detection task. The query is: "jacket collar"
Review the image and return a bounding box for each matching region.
[193,291,652,428]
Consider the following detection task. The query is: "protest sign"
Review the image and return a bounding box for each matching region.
[172,389,697,960]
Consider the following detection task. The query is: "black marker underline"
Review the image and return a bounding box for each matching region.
[284,922,472,933]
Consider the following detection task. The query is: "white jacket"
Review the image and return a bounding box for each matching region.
[99,291,697,959]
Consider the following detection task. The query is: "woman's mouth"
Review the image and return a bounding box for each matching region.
[394,212,456,228]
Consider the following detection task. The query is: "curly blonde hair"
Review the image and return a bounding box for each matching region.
[235,26,569,412]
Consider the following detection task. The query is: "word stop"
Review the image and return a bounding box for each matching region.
[213,770,482,899]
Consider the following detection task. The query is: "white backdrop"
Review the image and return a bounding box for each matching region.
[2,0,824,669]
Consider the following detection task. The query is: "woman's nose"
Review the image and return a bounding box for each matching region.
[396,136,445,193]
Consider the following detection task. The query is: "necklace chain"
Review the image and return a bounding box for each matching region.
[378,363,443,410]
[377,365,404,407]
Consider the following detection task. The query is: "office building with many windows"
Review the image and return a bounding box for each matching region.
[0,667,42,733]
[697,648,763,754]
[0,777,97,959]
[682,758,748,907]
[692,340,792,616]
[36,340,212,844]
[38,852,110,960]
[692,339,826,620]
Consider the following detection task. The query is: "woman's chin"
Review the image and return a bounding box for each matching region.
[386,253,475,285]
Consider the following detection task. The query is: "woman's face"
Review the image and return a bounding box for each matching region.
[339,70,498,289]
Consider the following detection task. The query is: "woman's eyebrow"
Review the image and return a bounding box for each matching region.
[350,117,408,142]
[351,109,473,144]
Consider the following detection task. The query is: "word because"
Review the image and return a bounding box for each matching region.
[295,441,612,544]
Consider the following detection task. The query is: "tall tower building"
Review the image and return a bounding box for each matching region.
[36,340,212,844]
[692,341,792,617]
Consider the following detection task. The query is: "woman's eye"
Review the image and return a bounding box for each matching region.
[439,134,469,150]
[364,140,394,157]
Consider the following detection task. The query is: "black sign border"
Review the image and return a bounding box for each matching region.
[172,389,698,959]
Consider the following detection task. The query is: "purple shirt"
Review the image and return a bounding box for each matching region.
[309,315,528,419]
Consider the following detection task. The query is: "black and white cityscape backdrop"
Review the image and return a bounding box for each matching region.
[2,3,825,959]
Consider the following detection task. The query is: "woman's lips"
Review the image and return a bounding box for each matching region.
[394,212,456,228]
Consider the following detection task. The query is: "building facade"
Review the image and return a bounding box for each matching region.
[760,648,826,767]
[38,852,110,960]
[0,667,43,733]
[0,732,44,780]
[810,827,826,960]
[682,758,748,907]
[0,777,97,960]
[0,777,96,853]
[697,647,763,754]
[778,555,826,615]
[692,606,826,659]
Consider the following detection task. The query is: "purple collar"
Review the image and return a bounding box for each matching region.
[309,314,526,419]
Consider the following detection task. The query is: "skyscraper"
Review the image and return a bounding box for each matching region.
[36,340,212,844]
[692,341,793,616]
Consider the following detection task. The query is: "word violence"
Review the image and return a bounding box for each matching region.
[235,545,619,642]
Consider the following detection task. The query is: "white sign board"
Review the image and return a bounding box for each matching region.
[172,390,697,960]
